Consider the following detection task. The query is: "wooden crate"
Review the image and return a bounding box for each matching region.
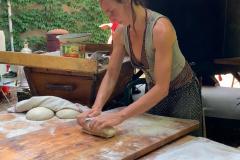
[24,61,133,106]
[22,44,133,106]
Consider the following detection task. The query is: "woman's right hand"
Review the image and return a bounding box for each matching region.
[76,107,102,127]
[88,107,102,117]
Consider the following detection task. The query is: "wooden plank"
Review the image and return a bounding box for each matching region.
[0,113,199,160]
[0,51,97,73]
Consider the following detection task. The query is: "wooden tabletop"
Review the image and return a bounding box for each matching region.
[0,110,199,160]
[1,110,239,160]
[0,51,97,73]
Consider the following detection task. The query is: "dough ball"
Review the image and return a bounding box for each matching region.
[56,109,80,119]
[82,126,117,138]
[26,107,54,121]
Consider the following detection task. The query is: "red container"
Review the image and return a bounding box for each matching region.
[46,29,68,52]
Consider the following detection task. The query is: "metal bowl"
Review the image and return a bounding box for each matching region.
[57,33,91,43]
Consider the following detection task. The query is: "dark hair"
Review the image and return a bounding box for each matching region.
[116,0,145,6]
[133,0,146,6]
[115,0,146,31]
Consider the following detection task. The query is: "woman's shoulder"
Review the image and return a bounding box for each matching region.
[148,9,166,19]
[154,18,174,32]
[152,17,176,46]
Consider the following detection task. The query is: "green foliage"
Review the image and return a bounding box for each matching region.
[0,0,110,51]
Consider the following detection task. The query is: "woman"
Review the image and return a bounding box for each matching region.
[77,0,202,135]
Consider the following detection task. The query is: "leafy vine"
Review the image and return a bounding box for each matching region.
[0,0,109,51]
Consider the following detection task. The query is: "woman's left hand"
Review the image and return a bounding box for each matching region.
[87,112,126,131]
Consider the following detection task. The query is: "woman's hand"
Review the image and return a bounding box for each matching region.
[99,23,112,30]
[87,112,126,131]
[76,107,101,127]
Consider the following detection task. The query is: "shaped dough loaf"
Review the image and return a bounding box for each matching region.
[26,107,54,121]
[56,109,80,119]
[82,126,117,138]
[12,96,84,113]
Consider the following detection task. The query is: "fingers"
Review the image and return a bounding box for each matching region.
[77,108,102,129]
[88,111,100,117]
[76,111,91,126]
[84,117,93,129]
[76,115,86,127]
[77,110,110,131]
[88,108,101,117]
[84,117,107,131]
[96,122,109,130]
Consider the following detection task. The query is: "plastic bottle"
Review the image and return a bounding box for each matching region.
[21,40,32,53]
[18,40,32,88]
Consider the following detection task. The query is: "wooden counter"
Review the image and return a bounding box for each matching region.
[0,109,199,160]
[1,109,238,160]
[0,45,134,106]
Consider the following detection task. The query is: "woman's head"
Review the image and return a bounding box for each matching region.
[99,0,145,25]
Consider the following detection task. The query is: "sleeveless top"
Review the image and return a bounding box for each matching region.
[123,9,193,91]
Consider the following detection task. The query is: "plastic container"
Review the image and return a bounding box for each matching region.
[46,29,69,52]
[60,43,86,58]
[57,33,91,58]
[19,41,32,88]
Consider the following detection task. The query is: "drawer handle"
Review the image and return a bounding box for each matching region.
[47,84,75,91]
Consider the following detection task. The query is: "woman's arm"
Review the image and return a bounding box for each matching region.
[119,18,176,118]
[91,25,126,111]
[77,26,126,127]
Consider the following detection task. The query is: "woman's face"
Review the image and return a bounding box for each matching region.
[99,0,131,25]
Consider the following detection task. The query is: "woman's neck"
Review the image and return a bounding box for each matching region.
[129,5,146,34]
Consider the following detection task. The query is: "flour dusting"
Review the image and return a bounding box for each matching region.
[154,138,240,160]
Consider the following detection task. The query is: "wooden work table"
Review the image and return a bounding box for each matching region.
[0,109,239,159]
[0,108,199,160]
